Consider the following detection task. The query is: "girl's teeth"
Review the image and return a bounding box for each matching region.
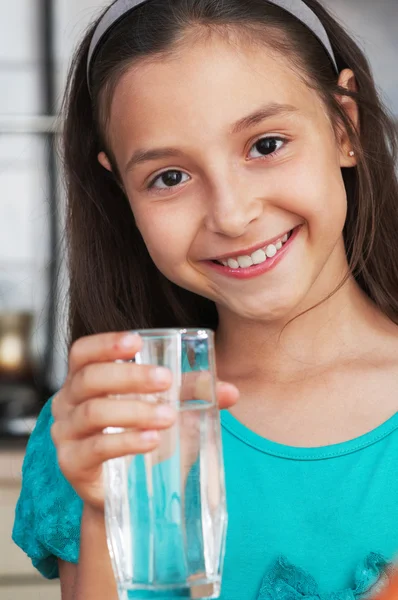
[251,248,267,265]
[227,258,239,269]
[265,244,277,258]
[219,230,293,269]
[238,255,253,268]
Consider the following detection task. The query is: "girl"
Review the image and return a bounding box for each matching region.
[12,0,398,598]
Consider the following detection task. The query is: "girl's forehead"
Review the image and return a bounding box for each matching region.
[107,35,321,154]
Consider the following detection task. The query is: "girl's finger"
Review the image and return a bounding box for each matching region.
[180,372,239,409]
[64,397,176,439]
[216,381,239,410]
[69,361,172,403]
[59,430,160,475]
[68,331,142,376]
[51,390,67,421]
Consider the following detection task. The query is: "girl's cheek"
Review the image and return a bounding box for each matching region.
[135,208,199,268]
[284,151,347,230]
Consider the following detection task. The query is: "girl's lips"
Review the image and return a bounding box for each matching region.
[204,225,301,279]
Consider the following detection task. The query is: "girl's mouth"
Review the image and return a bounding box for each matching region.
[205,225,301,279]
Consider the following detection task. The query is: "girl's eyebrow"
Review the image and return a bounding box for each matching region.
[124,102,297,173]
[125,147,185,173]
[230,102,298,135]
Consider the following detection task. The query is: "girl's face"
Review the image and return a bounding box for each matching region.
[102,34,356,322]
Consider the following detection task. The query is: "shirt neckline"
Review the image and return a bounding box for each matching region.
[221,409,398,460]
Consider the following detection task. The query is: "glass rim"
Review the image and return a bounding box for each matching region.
[130,328,214,339]
[179,328,214,340]
[130,328,179,339]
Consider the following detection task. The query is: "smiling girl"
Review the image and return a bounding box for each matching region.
[12,0,398,599]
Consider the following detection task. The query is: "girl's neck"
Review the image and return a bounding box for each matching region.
[215,277,392,384]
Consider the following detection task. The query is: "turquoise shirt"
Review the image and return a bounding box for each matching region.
[12,397,398,599]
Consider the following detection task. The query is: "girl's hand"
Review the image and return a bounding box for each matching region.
[50,331,238,511]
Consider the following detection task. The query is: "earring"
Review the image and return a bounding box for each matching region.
[348,150,355,157]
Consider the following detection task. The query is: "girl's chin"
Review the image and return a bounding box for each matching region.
[216,298,299,323]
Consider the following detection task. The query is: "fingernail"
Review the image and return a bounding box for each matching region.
[150,367,171,384]
[120,333,139,348]
[217,381,237,390]
[156,405,175,421]
[141,430,159,442]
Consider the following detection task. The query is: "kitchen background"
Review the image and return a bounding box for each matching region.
[0,1,397,598]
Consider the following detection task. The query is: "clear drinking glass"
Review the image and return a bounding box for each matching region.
[103,329,227,600]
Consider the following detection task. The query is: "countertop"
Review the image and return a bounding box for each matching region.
[0,446,25,481]
[0,443,61,599]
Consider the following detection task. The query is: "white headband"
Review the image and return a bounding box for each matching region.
[87,0,339,89]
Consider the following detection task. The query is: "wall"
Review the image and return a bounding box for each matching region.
[0,0,47,327]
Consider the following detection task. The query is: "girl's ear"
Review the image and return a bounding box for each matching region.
[98,151,112,172]
[336,69,359,168]
[98,151,128,195]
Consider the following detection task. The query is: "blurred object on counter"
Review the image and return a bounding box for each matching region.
[0,312,39,438]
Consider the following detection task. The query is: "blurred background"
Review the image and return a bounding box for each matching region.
[0,1,397,598]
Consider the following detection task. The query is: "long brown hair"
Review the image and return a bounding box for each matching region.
[61,0,398,346]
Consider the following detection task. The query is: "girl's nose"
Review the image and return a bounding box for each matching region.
[204,181,263,238]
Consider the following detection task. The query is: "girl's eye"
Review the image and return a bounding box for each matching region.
[148,170,190,190]
[248,137,285,159]
[146,137,285,191]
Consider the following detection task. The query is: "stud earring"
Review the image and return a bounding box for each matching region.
[348,150,355,157]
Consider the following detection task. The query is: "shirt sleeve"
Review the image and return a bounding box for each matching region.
[12,395,83,579]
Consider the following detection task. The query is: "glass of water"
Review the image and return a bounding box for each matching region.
[103,328,227,599]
